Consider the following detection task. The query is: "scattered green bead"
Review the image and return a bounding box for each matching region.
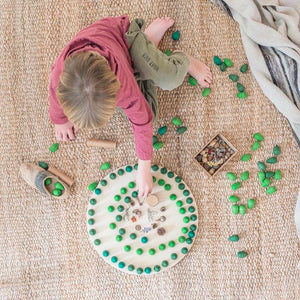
[266,186,276,194]
[128,264,135,271]
[116,235,122,242]
[239,205,246,216]
[220,62,227,71]
[226,172,236,181]
[258,171,265,182]
[175,176,182,183]
[165,184,171,191]
[224,58,233,67]
[247,198,255,209]
[237,82,245,92]
[159,243,166,251]
[171,253,178,260]
[181,247,188,254]
[109,223,116,229]
[229,235,239,242]
[149,248,156,255]
[254,132,264,141]
[90,198,96,205]
[89,229,96,236]
[183,216,190,223]
[49,143,59,153]
[190,224,197,231]
[172,30,180,40]
[120,187,127,194]
[118,262,125,268]
[88,209,95,216]
[107,206,114,213]
[158,126,167,135]
[265,171,275,178]
[188,231,195,238]
[100,162,110,170]
[176,200,183,207]
[45,178,52,186]
[38,161,48,170]
[128,181,135,188]
[109,173,116,180]
[237,251,248,258]
[172,118,182,126]
[170,194,177,200]
[232,204,239,215]
[165,49,171,56]
[257,161,266,170]
[154,265,161,272]
[241,171,249,181]
[158,179,165,186]
[130,233,137,240]
[117,205,124,212]
[186,238,193,244]
[111,256,118,263]
[136,248,143,255]
[182,227,188,234]
[115,215,122,222]
[237,92,247,99]
[52,189,62,196]
[160,167,167,174]
[202,88,211,97]
[229,195,240,203]
[134,163,138,170]
[190,214,197,221]
[88,218,95,225]
[240,63,248,73]
[100,180,107,186]
[229,74,239,82]
[179,208,186,214]
[162,260,168,267]
[136,268,143,274]
[132,191,138,198]
[153,176,156,183]
[178,183,185,190]
[124,245,131,252]
[183,190,190,196]
[213,56,222,65]
[102,250,109,257]
[178,236,186,243]
[266,157,277,164]
[241,154,252,161]
[262,178,270,187]
[126,165,133,172]
[145,267,151,274]
[114,195,121,202]
[168,241,175,247]
[141,237,148,244]
[94,188,101,195]
[119,228,126,235]
[152,165,159,171]
[252,141,261,151]
[177,126,187,134]
[118,169,124,175]
[188,76,197,86]
[186,197,193,204]
[153,141,164,150]
[273,145,281,155]
[153,135,158,145]
[167,171,174,178]
[274,170,282,180]
[232,182,241,191]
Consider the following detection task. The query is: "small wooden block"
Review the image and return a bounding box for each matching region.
[146,194,159,207]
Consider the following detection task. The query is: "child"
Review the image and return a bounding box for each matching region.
[49,16,212,199]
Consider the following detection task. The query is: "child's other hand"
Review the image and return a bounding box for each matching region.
[54,121,79,141]
[136,159,152,199]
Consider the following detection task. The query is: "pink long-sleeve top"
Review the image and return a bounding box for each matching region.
[49,15,153,160]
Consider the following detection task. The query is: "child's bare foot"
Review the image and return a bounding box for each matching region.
[144,17,175,47]
[188,55,212,88]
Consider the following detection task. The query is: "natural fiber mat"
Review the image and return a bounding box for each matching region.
[0,0,299,299]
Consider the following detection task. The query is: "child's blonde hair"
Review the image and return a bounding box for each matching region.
[57,51,120,129]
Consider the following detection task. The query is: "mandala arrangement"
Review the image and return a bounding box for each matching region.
[87,164,198,275]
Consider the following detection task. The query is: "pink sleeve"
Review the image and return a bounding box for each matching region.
[121,98,154,161]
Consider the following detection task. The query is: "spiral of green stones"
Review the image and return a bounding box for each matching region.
[88,164,198,274]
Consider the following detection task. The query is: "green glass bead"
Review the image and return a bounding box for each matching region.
[224,58,233,67]
[262,178,270,188]
[145,267,151,274]
[213,56,222,65]
[189,76,197,86]
[158,179,165,186]
[254,132,264,141]
[274,170,282,180]
[128,265,135,271]
[188,231,195,238]
[175,176,182,183]
[88,209,95,216]
[130,233,137,240]
[190,214,197,221]
[273,145,281,155]
[109,223,116,229]
[252,141,261,151]
[153,176,156,183]
[240,63,248,73]
[119,228,126,235]
[111,256,118,263]
[266,157,277,164]
[165,49,171,56]
[219,62,227,71]
[165,184,171,191]
[54,182,64,191]
[88,218,95,225]
[232,204,239,215]
[118,169,124,175]
[94,239,101,245]
[149,249,156,255]
[232,182,242,191]
[183,216,190,223]
[124,196,131,203]
[239,205,246,216]
[154,265,161,272]
[120,187,127,194]
[229,195,240,203]
[134,163,138,170]
[116,235,122,242]
[266,186,276,194]
[152,165,159,171]
[190,224,197,231]
[158,126,167,135]
[186,197,193,204]
[159,243,166,251]
[258,171,265,182]
[100,162,110,170]
[109,173,116,180]
[114,195,121,202]
[265,171,275,178]
[170,194,177,200]
[183,190,190,196]
[117,205,124,212]
[45,178,52,186]
[100,180,107,186]
[102,250,109,257]
[176,200,183,207]
[237,251,248,258]
[115,215,122,222]
[181,247,188,254]
[94,188,101,195]
[118,262,125,268]
[172,30,180,40]
[39,161,48,170]
[124,245,131,252]
[168,241,175,247]
[90,198,96,205]
[132,191,138,198]
[226,172,236,181]
[52,189,62,196]
[229,235,239,242]
[88,182,97,191]
[161,167,167,174]
[107,205,114,213]
[179,236,186,243]
[178,183,185,190]
[248,199,255,210]
[179,208,186,214]
[171,253,178,260]
[128,181,135,188]
[136,268,143,274]
[136,248,143,255]
[188,206,195,213]
[49,143,59,153]
[257,161,266,170]
[141,237,148,244]
[89,229,96,235]
[126,166,133,172]
[162,260,168,267]
[241,171,249,181]
[181,227,188,234]
[202,88,211,97]
[167,171,174,178]
[186,238,193,244]
[237,82,245,92]
[241,154,252,162]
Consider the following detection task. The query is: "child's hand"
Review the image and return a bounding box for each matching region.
[136,159,152,199]
[54,121,79,141]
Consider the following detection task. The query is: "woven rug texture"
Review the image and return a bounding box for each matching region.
[0,0,299,299]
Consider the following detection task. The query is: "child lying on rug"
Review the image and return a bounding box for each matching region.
[49,16,212,198]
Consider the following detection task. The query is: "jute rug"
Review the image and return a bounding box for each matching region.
[0,0,299,299]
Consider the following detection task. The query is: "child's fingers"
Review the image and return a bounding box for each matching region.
[67,129,75,140]
[62,132,70,142]
[73,125,79,133]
